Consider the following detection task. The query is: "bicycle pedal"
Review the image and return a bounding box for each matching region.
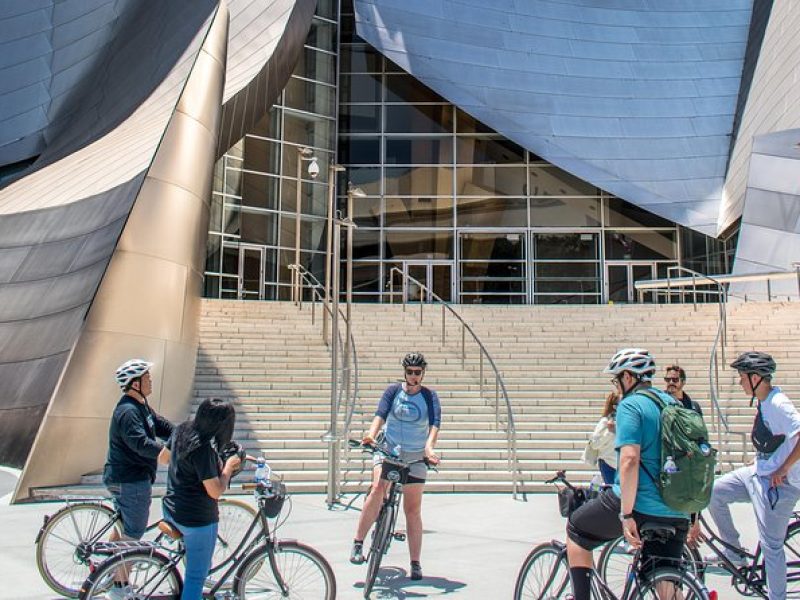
[393,532,406,542]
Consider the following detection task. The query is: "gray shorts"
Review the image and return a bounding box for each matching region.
[373,450,428,483]
[107,479,152,539]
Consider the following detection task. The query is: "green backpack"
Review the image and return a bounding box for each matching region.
[638,389,717,514]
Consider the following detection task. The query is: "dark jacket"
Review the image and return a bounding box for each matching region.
[104,395,174,484]
[679,391,703,417]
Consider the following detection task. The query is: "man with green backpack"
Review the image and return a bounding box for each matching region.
[565,348,716,600]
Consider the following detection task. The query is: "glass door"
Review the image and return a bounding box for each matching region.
[403,261,453,302]
[238,245,264,300]
[604,261,656,303]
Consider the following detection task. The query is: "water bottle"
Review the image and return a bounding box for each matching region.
[699,442,712,457]
[663,455,678,474]
[254,456,269,486]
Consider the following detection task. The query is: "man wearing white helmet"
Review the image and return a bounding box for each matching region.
[565,348,690,600]
[103,360,174,551]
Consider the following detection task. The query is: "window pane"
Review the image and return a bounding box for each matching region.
[456,166,526,196]
[307,19,335,51]
[223,207,240,236]
[529,166,597,196]
[301,218,327,252]
[385,167,453,196]
[456,108,495,134]
[284,78,335,115]
[351,263,381,292]
[461,263,525,285]
[337,167,381,195]
[316,0,336,19]
[281,150,329,183]
[340,73,382,103]
[206,234,221,272]
[249,108,281,140]
[341,45,381,73]
[456,137,524,164]
[240,209,278,245]
[533,233,598,260]
[460,233,524,260]
[385,75,445,103]
[241,172,279,210]
[385,105,453,134]
[222,245,238,274]
[293,47,335,84]
[340,104,381,133]
[347,196,381,226]
[283,111,334,148]
[385,231,454,260]
[384,197,453,227]
[605,231,676,260]
[242,137,281,174]
[604,197,674,227]
[338,137,380,165]
[456,197,527,227]
[534,294,599,305]
[353,229,381,259]
[281,178,327,215]
[225,167,241,195]
[209,194,223,232]
[385,137,453,165]
[530,198,601,227]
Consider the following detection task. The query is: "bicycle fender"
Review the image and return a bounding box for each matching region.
[34,514,51,544]
[550,539,566,551]
[275,539,299,549]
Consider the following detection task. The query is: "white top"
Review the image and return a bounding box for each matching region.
[588,416,617,468]
[755,387,800,486]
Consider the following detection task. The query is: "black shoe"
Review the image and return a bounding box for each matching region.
[350,540,365,564]
[410,561,422,580]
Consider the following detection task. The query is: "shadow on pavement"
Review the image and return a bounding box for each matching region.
[354,565,467,598]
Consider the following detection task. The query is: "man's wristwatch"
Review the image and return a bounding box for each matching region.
[619,512,634,521]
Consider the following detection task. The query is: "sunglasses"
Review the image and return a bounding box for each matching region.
[405,368,423,376]
[664,377,682,383]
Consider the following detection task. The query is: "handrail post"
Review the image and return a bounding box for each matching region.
[389,270,394,305]
[298,276,303,311]
[767,279,772,302]
[441,304,446,343]
[461,325,466,367]
[692,274,696,311]
[420,295,424,325]
[311,289,316,325]
[326,223,342,507]
[479,352,484,404]
[495,378,500,429]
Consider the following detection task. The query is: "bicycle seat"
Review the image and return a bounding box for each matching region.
[639,522,676,542]
[158,521,183,540]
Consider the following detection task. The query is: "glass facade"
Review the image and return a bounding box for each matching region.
[203,0,728,304]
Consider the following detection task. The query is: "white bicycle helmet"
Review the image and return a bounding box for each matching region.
[603,348,656,381]
[115,359,153,390]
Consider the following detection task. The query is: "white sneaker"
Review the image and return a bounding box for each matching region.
[703,551,747,569]
[106,584,134,600]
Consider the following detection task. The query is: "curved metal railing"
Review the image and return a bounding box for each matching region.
[635,266,749,467]
[288,264,360,501]
[388,267,522,499]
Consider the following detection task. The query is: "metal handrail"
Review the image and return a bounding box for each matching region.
[635,268,800,303]
[288,264,360,499]
[635,266,749,467]
[388,267,522,499]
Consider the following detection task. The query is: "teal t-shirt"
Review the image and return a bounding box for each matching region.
[612,387,689,519]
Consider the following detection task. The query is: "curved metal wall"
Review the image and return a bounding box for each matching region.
[353,0,753,235]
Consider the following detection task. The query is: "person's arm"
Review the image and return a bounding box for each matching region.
[589,417,609,446]
[425,425,440,464]
[202,455,241,500]
[771,434,800,487]
[119,409,164,459]
[157,446,171,465]
[618,444,641,547]
[153,413,174,440]
[363,416,385,444]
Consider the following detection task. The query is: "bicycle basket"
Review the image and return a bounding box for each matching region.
[261,481,287,518]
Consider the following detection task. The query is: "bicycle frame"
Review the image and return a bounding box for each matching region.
[367,474,404,563]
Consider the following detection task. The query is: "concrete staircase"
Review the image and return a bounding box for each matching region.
[192,299,800,495]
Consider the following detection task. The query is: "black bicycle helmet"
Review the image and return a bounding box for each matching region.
[730,351,776,377]
[402,352,427,369]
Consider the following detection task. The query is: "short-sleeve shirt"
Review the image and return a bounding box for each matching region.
[612,386,689,520]
[755,387,800,487]
[162,435,221,527]
[377,385,440,453]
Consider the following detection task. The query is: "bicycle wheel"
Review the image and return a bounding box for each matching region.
[364,503,394,598]
[629,566,709,599]
[598,536,703,592]
[36,502,121,598]
[233,541,336,599]
[78,549,182,599]
[210,498,258,573]
[513,541,571,600]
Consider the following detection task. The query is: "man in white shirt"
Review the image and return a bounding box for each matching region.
[708,351,800,600]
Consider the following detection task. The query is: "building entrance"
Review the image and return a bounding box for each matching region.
[238,245,265,300]
[605,261,656,303]
[397,261,453,303]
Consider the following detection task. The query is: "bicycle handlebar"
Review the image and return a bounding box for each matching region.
[348,439,438,471]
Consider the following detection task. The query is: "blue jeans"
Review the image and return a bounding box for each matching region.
[598,459,616,485]
[106,480,152,539]
[176,521,218,600]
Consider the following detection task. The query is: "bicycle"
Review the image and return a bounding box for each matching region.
[35,495,256,597]
[78,467,336,599]
[349,439,436,599]
[599,510,800,597]
[514,471,709,600]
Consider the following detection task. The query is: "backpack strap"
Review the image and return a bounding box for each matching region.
[631,388,667,486]
[420,386,435,427]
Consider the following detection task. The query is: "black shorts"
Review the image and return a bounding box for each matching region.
[567,488,689,572]
[380,462,425,485]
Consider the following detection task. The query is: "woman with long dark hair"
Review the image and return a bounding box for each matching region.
[160,398,241,599]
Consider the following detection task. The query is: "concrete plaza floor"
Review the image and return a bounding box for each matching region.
[0,469,762,599]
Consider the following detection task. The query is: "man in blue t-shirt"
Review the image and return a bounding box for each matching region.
[350,352,441,581]
[565,348,691,600]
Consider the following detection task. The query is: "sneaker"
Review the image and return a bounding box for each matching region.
[703,551,747,569]
[106,583,134,600]
[350,540,365,564]
[410,561,423,580]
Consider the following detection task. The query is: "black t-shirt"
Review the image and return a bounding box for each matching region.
[679,392,703,417]
[162,433,221,527]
